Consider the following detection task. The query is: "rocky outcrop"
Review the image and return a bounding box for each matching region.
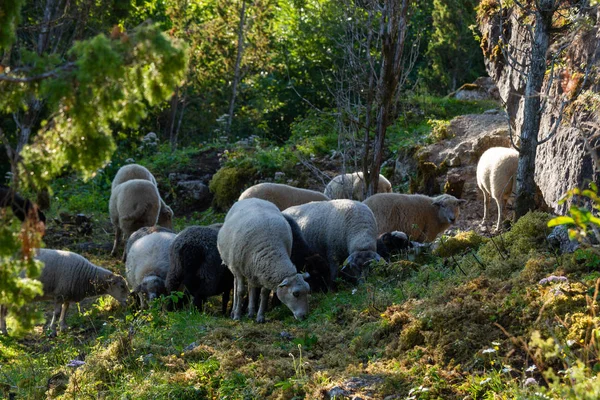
[478,4,600,214]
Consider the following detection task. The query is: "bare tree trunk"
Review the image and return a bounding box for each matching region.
[366,0,411,197]
[515,4,553,218]
[168,87,179,150]
[226,0,247,136]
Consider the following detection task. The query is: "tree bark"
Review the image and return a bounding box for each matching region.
[226,0,247,136]
[514,3,553,218]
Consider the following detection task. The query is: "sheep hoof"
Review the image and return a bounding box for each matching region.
[256,315,266,323]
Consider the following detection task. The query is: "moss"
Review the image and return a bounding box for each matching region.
[444,178,465,198]
[457,83,479,91]
[518,257,556,284]
[434,231,487,258]
[566,312,597,345]
[208,164,257,211]
[412,161,440,195]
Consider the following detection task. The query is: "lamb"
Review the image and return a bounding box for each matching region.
[324,172,392,201]
[166,224,233,314]
[111,163,174,232]
[126,230,176,308]
[217,198,310,322]
[239,183,330,211]
[125,226,176,262]
[0,249,129,335]
[283,199,382,284]
[363,193,466,241]
[476,147,519,231]
[109,179,161,258]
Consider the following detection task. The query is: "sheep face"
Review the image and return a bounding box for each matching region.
[135,276,167,303]
[276,273,310,320]
[105,275,130,307]
[433,196,466,225]
[341,250,382,284]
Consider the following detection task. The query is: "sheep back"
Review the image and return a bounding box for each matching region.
[109,179,161,238]
[364,193,465,241]
[111,164,157,190]
[324,172,392,201]
[239,183,330,211]
[125,226,176,261]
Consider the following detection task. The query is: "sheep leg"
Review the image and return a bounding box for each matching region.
[0,305,7,335]
[48,300,62,336]
[256,288,270,323]
[481,189,490,226]
[232,275,244,320]
[58,302,70,332]
[494,196,503,232]
[247,286,258,318]
[111,226,122,257]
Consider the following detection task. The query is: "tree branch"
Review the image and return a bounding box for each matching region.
[0,62,75,83]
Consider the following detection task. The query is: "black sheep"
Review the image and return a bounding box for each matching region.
[0,185,46,225]
[166,224,233,314]
[376,231,412,260]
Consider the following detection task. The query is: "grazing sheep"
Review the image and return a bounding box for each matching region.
[126,230,176,308]
[376,231,413,260]
[218,198,310,322]
[239,183,330,211]
[111,163,174,231]
[283,199,381,284]
[324,172,392,201]
[109,179,161,258]
[166,225,234,314]
[0,185,46,229]
[476,147,519,231]
[124,226,176,262]
[0,249,129,335]
[364,193,466,241]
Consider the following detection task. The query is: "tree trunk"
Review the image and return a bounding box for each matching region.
[226,0,247,136]
[168,88,179,150]
[514,5,552,218]
[366,0,411,197]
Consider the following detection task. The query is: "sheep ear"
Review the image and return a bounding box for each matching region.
[458,199,467,204]
[278,278,289,288]
[302,272,310,280]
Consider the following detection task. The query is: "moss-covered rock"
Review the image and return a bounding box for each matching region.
[208,164,257,211]
[434,231,487,258]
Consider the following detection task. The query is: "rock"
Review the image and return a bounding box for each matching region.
[327,386,348,399]
[479,5,600,214]
[274,172,285,181]
[168,172,193,182]
[177,181,210,201]
[184,342,198,352]
[547,225,580,254]
[451,77,500,101]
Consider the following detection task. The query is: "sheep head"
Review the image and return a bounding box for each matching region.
[276,273,310,320]
[433,194,467,225]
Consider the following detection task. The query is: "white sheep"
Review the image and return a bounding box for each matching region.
[126,230,176,308]
[217,198,310,322]
[109,179,161,258]
[363,193,466,241]
[476,147,519,231]
[0,249,129,335]
[111,163,174,233]
[282,199,381,284]
[324,172,392,201]
[238,182,330,211]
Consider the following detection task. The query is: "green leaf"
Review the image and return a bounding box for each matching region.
[547,216,575,227]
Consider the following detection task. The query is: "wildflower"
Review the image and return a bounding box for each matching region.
[66,360,85,368]
[567,339,576,347]
[491,341,501,346]
[482,348,496,354]
[538,275,568,285]
[352,288,358,295]
[480,377,492,385]
[526,365,537,373]
[502,365,513,373]
[523,377,538,387]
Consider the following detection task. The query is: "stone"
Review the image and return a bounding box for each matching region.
[327,386,348,399]
[177,180,210,202]
[547,225,580,254]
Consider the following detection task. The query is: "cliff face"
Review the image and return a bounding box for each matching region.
[478,5,600,213]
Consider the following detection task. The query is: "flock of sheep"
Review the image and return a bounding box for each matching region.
[0,145,520,333]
